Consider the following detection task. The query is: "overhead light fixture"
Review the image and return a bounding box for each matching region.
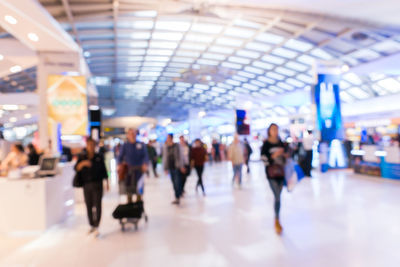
[0,54,3,61]
[9,117,17,123]
[83,51,91,57]
[198,111,206,118]
[2,105,19,111]
[341,64,350,73]
[4,15,17,25]
[10,65,22,73]
[19,105,27,110]
[89,105,100,110]
[27,32,39,42]
[24,113,32,119]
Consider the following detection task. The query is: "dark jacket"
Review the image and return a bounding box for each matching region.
[75,152,108,184]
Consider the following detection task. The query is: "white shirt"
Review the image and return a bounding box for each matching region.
[303,134,314,151]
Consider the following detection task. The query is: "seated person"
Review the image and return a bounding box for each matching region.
[27,143,40,165]
[0,144,28,173]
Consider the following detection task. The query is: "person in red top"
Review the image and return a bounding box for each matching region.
[190,139,207,196]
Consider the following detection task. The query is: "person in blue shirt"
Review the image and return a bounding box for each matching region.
[118,128,149,203]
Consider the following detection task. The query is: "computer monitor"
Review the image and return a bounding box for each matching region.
[37,156,59,177]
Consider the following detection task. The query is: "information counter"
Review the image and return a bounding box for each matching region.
[0,162,75,233]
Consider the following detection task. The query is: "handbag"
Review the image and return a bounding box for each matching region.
[267,164,285,178]
[118,162,128,182]
[72,172,83,188]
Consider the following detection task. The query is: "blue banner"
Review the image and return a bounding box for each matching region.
[315,74,344,142]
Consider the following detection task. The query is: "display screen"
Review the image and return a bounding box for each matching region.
[236,109,250,135]
[40,158,57,171]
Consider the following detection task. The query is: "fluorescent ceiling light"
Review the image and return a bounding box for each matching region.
[9,117,17,123]
[27,32,39,42]
[24,113,32,119]
[10,65,22,73]
[0,54,3,61]
[4,15,17,25]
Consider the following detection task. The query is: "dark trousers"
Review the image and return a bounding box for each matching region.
[267,177,284,219]
[180,165,190,193]
[83,182,103,228]
[151,159,158,177]
[304,150,313,176]
[169,169,182,199]
[245,157,250,173]
[194,165,205,193]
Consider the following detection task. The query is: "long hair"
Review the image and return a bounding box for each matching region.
[267,123,279,138]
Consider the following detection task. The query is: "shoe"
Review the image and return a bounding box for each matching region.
[274,219,283,235]
[93,228,100,238]
[88,227,96,235]
[171,199,180,205]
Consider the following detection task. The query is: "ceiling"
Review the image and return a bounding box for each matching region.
[3,0,400,121]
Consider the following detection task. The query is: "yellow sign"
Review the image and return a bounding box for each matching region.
[47,75,88,136]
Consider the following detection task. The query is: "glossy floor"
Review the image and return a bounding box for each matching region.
[1,162,400,267]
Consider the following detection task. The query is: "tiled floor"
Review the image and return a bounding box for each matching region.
[1,161,400,267]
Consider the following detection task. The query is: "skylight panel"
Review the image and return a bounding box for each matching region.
[168,62,190,68]
[275,67,296,76]
[218,83,233,89]
[232,75,248,83]
[245,66,263,75]
[185,33,214,43]
[253,61,274,70]
[350,49,380,61]
[262,55,285,65]
[258,76,276,84]
[371,84,388,96]
[175,50,200,57]
[172,57,195,63]
[211,87,227,93]
[266,72,285,81]
[339,91,354,103]
[340,80,351,89]
[191,23,223,34]
[377,78,400,93]
[130,31,151,39]
[235,87,250,94]
[310,48,333,60]
[255,32,284,44]
[127,20,154,30]
[274,106,289,115]
[246,42,272,52]
[180,42,207,50]
[146,56,169,62]
[260,89,275,96]
[216,37,244,47]
[242,83,259,91]
[277,82,294,91]
[226,79,241,86]
[163,72,180,77]
[272,47,298,59]
[146,49,174,56]
[234,19,262,29]
[343,73,362,85]
[132,10,157,18]
[236,50,260,59]
[150,41,178,49]
[127,41,149,48]
[285,61,308,72]
[251,80,267,87]
[297,74,314,84]
[155,21,191,32]
[202,53,226,61]
[347,87,370,99]
[222,62,242,70]
[368,73,386,81]
[297,55,315,65]
[284,39,313,52]
[197,59,219,65]
[229,56,250,65]
[194,83,210,90]
[224,27,255,38]
[286,78,305,88]
[152,32,183,41]
[238,71,256,79]
[209,46,234,54]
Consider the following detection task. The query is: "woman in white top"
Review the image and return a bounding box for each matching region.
[0,144,28,173]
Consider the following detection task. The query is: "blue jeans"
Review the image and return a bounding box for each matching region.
[169,169,182,199]
[232,164,243,185]
[267,177,284,219]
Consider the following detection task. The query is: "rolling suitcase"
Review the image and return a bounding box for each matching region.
[112,201,148,231]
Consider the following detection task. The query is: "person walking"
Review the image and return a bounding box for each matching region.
[261,123,288,235]
[302,130,314,177]
[163,134,185,205]
[179,136,190,195]
[75,138,109,237]
[118,128,149,203]
[190,139,207,195]
[244,138,253,173]
[228,135,245,187]
[147,140,159,178]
